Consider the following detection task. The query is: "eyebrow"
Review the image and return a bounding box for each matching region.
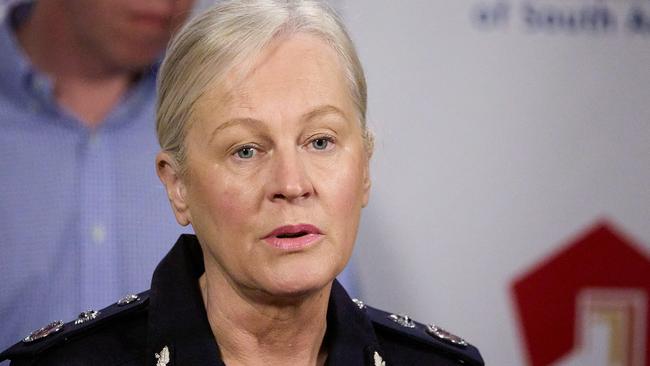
[302,105,348,123]
[208,117,263,144]
[208,104,347,143]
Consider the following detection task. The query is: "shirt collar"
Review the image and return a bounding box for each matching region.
[0,2,44,110]
[146,234,384,366]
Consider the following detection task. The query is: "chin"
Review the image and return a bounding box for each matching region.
[112,48,163,71]
[249,244,343,295]
[259,264,338,299]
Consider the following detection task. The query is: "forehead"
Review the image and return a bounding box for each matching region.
[192,34,354,125]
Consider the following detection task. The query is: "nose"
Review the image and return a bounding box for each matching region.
[267,147,314,203]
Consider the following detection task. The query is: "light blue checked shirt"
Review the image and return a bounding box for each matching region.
[0,4,190,352]
[0,4,357,353]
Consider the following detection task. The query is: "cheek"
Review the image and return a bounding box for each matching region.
[193,171,261,234]
[331,173,363,210]
[319,153,366,232]
[337,148,367,202]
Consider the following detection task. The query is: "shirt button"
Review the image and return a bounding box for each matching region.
[33,76,48,91]
[91,225,106,244]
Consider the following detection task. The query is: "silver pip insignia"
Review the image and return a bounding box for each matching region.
[22,320,64,343]
[74,310,100,325]
[425,324,468,347]
[388,313,415,328]
[352,298,366,310]
[117,294,140,306]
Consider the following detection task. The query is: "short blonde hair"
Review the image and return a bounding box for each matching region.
[156,0,371,171]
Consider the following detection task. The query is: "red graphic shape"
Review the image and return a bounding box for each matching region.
[511,221,650,366]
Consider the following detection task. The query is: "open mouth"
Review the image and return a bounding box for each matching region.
[264,224,322,239]
[276,231,309,239]
[263,224,323,250]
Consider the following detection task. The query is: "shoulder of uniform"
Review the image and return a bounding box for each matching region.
[354,299,484,366]
[0,291,150,363]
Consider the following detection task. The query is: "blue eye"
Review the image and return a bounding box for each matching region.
[311,138,330,150]
[236,146,256,159]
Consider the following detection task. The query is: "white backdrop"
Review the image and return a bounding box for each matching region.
[339,0,650,365]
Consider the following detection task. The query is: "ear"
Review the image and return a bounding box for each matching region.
[156,151,192,226]
[361,156,371,208]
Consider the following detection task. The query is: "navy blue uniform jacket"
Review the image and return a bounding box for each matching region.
[1,235,484,365]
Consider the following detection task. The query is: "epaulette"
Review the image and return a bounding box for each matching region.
[0,291,150,362]
[358,301,484,366]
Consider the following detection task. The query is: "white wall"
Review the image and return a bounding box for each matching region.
[341,1,650,364]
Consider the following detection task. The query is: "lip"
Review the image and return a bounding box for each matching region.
[263,224,323,250]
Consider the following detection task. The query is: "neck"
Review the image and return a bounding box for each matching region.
[15,1,138,128]
[199,270,331,366]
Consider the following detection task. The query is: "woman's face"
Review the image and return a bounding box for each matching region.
[162,34,370,297]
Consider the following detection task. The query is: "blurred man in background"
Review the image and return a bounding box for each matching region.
[0,0,194,350]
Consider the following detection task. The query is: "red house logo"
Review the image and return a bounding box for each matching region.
[512,222,650,366]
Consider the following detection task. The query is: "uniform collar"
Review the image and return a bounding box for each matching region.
[325,280,385,365]
[146,234,385,366]
[146,234,222,366]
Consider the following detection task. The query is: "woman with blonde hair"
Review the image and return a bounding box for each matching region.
[1,1,483,365]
